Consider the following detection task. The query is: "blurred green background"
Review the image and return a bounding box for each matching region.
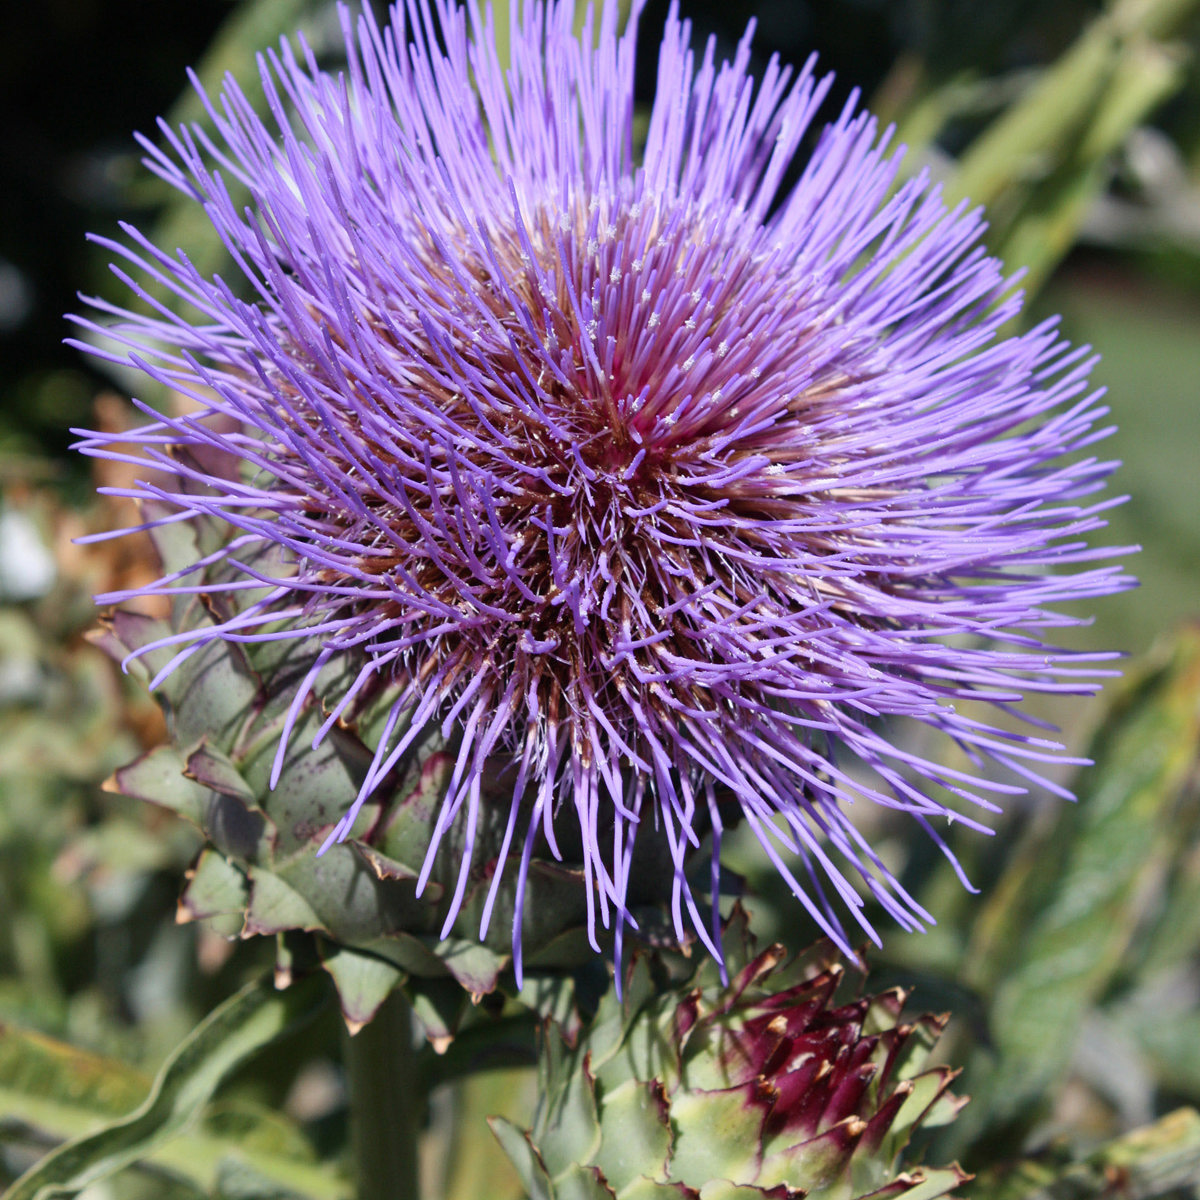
[3,0,1200,1197]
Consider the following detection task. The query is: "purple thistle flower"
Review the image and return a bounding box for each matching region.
[72,0,1132,981]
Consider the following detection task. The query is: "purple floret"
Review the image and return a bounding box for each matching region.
[71,0,1134,980]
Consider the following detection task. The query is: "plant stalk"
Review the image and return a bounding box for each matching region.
[344,989,421,1200]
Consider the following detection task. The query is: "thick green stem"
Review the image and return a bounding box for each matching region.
[344,989,421,1200]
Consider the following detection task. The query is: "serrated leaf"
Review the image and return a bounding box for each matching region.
[5,974,329,1200]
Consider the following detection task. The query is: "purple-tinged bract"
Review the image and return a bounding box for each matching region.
[73,0,1132,978]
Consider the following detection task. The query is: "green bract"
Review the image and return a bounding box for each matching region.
[494,925,969,1200]
[98,500,603,1035]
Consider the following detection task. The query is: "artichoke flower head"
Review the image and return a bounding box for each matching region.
[494,916,969,1200]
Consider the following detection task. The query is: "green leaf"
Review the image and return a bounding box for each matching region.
[0,1025,347,1199]
[959,628,1200,1143]
[1112,1004,1200,1099]
[202,1100,318,1163]
[948,18,1120,210]
[121,1,323,342]
[5,973,329,1200]
[949,0,1195,207]
[973,1108,1200,1200]
[758,1120,856,1193]
[166,0,317,130]
[942,0,1197,300]
[994,38,1185,296]
[211,1157,313,1199]
[169,1099,345,1199]
[0,1023,149,1135]
[65,814,194,880]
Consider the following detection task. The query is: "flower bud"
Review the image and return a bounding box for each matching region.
[493,923,969,1199]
